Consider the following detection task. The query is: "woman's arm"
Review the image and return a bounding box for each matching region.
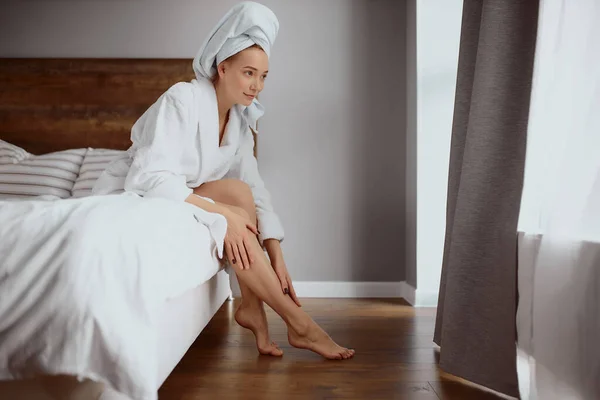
[263,238,284,264]
[264,238,301,306]
[125,84,196,202]
[226,128,285,245]
[186,193,259,269]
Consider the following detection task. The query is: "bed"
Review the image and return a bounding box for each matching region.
[0,58,238,400]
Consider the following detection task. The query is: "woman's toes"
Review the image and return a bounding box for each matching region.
[258,342,283,356]
[269,342,283,356]
[272,347,283,356]
[261,347,283,356]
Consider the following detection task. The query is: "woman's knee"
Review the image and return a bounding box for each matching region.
[195,178,254,211]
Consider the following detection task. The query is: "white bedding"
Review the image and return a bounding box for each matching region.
[0,193,228,400]
[0,270,232,400]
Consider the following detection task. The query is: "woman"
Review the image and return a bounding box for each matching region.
[93,1,354,360]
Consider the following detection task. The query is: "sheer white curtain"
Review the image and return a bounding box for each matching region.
[517,0,600,399]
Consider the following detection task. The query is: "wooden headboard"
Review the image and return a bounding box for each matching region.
[0,58,257,156]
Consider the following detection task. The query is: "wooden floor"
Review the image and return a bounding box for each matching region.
[158,299,503,400]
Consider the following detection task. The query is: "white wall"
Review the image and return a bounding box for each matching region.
[0,0,407,286]
[415,0,463,306]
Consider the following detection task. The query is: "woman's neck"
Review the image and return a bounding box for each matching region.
[214,81,233,128]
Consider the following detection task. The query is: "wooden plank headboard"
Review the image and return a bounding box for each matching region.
[0,58,193,154]
[0,58,257,156]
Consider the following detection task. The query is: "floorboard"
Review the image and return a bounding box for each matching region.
[158,298,504,400]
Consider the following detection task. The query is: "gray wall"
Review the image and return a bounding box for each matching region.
[0,0,407,283]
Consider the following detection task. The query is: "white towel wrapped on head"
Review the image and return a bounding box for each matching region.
[192,1,279,130]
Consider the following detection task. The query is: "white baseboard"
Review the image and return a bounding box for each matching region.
[292,281,416,304]
[230,277,424,306]
[415,289,439,307]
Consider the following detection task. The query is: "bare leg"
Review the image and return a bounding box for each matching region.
[195,179,355,360]
[195,181,281,356]
[234,279,283,356]
[235,229,354,359]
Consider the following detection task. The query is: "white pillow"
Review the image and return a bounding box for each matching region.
[0,141,86,199]
[72,148,127,198]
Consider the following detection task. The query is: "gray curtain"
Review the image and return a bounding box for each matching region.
[433,1,539,398]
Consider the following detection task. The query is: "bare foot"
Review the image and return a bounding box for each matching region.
[287,319,355,360]
[235,302,283,357]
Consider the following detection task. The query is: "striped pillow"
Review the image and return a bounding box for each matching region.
[0,146,86,199]
[0,139,30,164]
[72,148,127,198]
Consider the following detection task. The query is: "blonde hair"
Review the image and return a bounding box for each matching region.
[211,44,264,84]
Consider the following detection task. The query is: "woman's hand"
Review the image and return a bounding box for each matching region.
[272,259,301,307]
[222,209,259,270]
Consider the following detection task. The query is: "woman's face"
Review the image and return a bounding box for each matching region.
[218,46,269,107]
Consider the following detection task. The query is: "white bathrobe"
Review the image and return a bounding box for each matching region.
[92,77,284,244]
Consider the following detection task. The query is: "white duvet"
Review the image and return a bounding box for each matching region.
[0,193,227,400]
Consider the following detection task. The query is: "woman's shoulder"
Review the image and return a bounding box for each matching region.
[162,79,216,109]
[161,81,196,106]
[151,81,214,121]
[131,82,198,136]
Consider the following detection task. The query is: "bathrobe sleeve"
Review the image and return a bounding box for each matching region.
[230,129,285,244]
[124,85,195,202]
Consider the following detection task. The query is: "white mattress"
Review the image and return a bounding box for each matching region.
[155,269,231,386]
[0,269,232,400]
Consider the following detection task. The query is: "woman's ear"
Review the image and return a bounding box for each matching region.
[217,62,227,79]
